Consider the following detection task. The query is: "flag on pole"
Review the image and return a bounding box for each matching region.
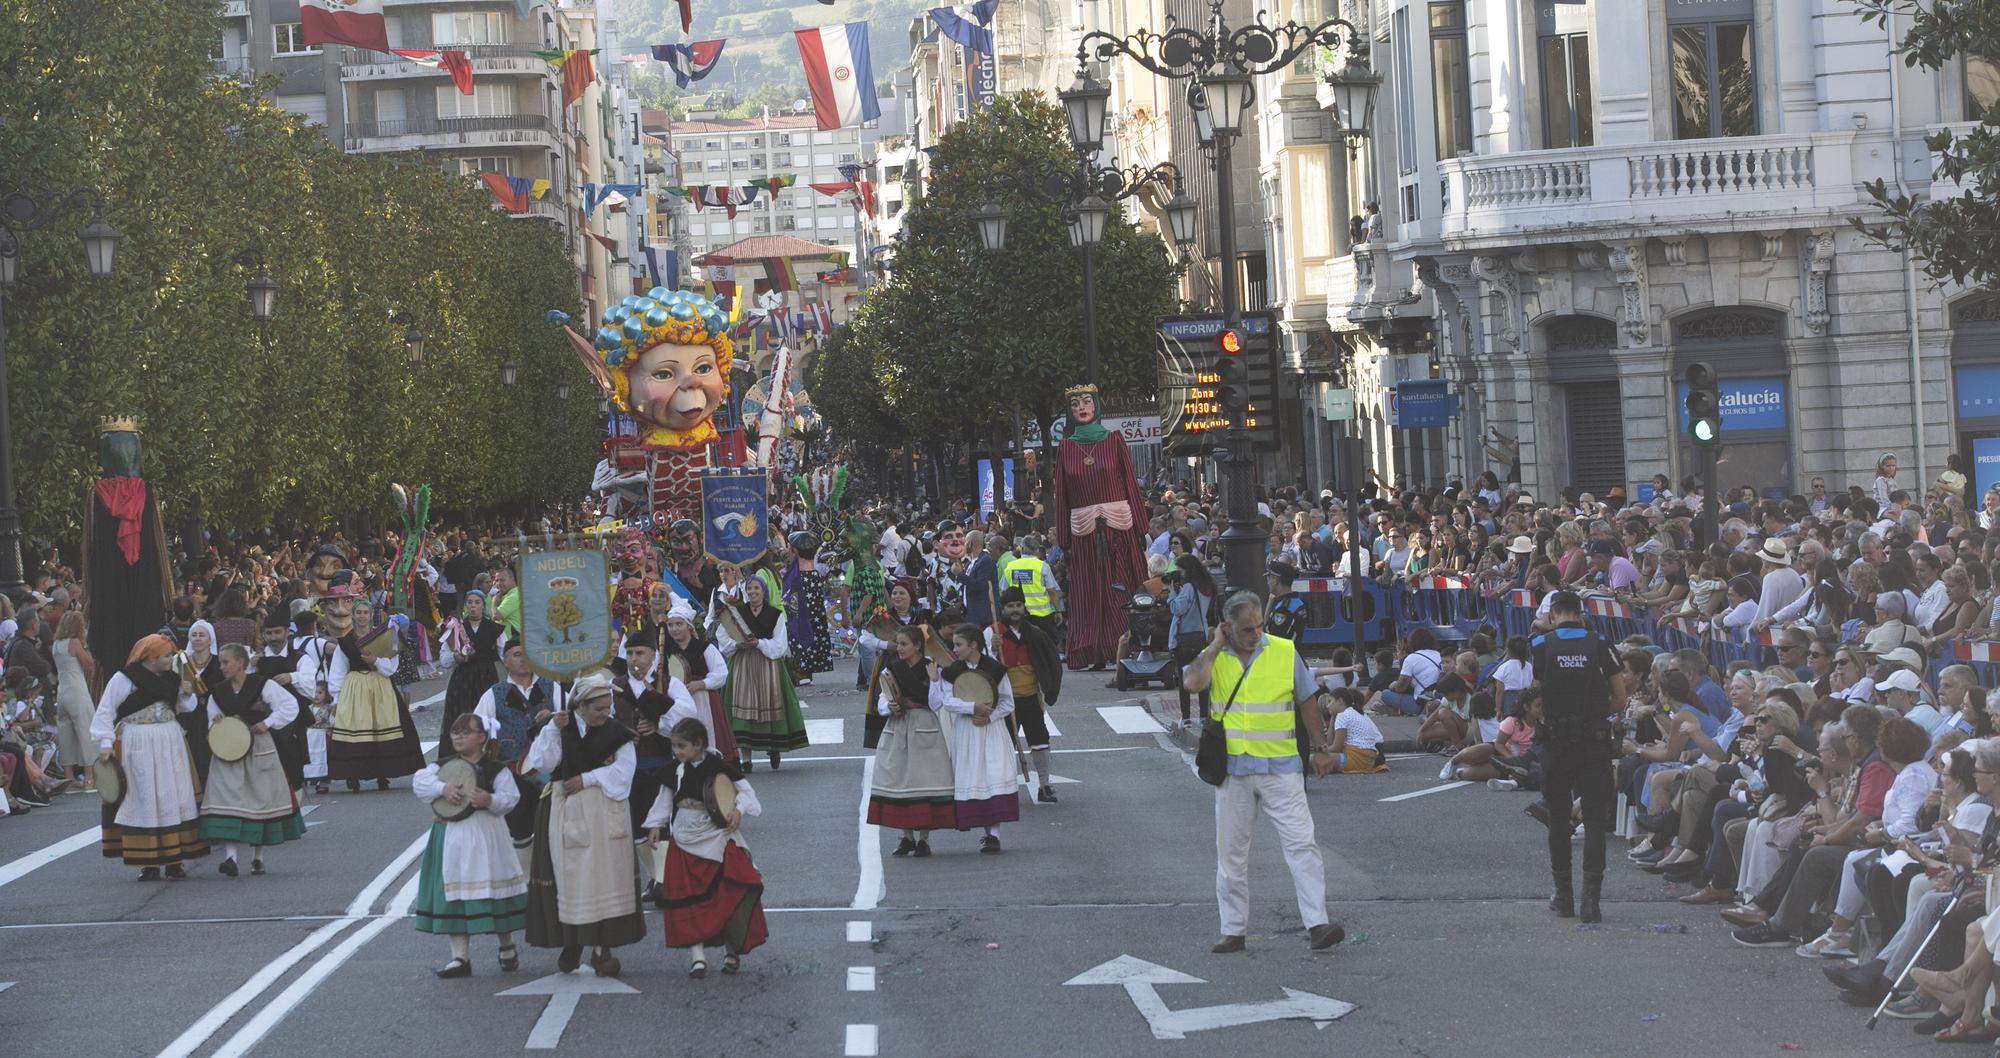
[528,178,550,200]
[794,23,880,131]
[928,1,999,54]
[391,49,473,94]
[301,0,390,52]
[651,40,726,89]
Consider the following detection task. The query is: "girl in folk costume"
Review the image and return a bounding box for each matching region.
[867,626,957,857]
[781,532,834,684]
[179,619,223,786]
[412,712,529,978]
[92,635,208,879]
[855,579,932,750]
[655,595,737,763]
[936,624,1021,854]
[437,590,504,764]
[715,569,809,772]
[523,671,646,977]
[645,718,768,979]
[200,644,305,877]
[316,574,425,791]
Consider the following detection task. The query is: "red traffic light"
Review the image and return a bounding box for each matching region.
[1218,329,1242,355]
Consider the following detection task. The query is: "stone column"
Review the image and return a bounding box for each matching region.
[1593,0,1656,145]
[1613,346,1675,490]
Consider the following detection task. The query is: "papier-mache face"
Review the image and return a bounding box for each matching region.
[1067,389,1098,425]
[593,287,734,448]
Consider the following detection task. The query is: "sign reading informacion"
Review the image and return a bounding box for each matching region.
[520,548,613,681]
[1675,376,1787,433]
[1159,311,1280,452]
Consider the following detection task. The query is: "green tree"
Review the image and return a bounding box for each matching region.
[1856,1,2000,286]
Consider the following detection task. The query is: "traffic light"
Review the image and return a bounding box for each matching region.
[1685,361,1721,445]
[1215,328,1248,420]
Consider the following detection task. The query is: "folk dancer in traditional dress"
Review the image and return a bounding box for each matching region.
[179,619,222,786]
[614,629,699,901]
[200,644,305,877]
[855,579,931,750]
[715,570,809,772]
[781,532,833,685]
[92,635,207,880]
[474,638,565,846]
[654,594,737,763]
[302,572,424,791]
[524,671,646,977]
[437,590,504,763]
[412,712,529,978]
[867,626,957,857]
[989,587,1064,803]
[645,717,768,979]
[936,624,1021,854]
[255,613,311,791]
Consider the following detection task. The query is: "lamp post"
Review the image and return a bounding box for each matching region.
[499,360,518,386]
[237,247,278,324]
[1078,0,1361,596]
[0,188,118,602]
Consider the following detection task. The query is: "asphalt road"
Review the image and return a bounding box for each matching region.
[0,666,1920,1057]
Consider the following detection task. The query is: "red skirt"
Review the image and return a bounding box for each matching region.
[704,691,739,761]
[660,841,767,953]
[867,798,957,830]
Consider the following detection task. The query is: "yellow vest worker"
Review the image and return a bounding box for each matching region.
[1207,635,1301,762]
[1002,556,1055,617]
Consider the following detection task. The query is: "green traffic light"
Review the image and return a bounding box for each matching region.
[1692,419,1717,443]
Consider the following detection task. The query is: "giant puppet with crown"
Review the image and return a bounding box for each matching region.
[563,287,734,522]
[1051,383,1148,670]
[82,415,173,691]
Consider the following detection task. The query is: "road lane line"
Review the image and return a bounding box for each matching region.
[207,873,422,1058]
[1096,705,1165,734]
[1377,781,1473,803]
[154,831,428,1058]
[846,966,876,991]
[844,1024,879,1057]
[0,826,102,889]
[846,920,872,942]
[783,746,1145,764]
[805,717,846,746]
[850,757,883,911]
[1044,715,1063,737]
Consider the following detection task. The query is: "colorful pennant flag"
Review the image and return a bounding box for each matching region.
[529,178,550,200]
[562,49,597,107]
[582,182,643,217]
[795,23,880,131]
[590,231,619,254]
[301,0,389,52]
[479,172,531,213]
[759,257,797,293]
[651,39,727,89]
[928,1,999,54]
[391,49,474,94]
[748,174,796,193]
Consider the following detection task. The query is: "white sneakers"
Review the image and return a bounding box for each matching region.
[1487,778,1519,791]
[1794,930,1855,959]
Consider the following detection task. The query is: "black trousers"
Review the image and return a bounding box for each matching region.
[629,760,669,836]
[1542,732,1615,878]
[1011,693,1050,749]
[1863,857,1923,937]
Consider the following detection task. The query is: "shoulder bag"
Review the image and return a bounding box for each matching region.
[1195,664,1250,787]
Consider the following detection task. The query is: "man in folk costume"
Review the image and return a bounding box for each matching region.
[199,643,306,877]
[1051,383,1147,671]
[255,613,311,791]
[82,417,172,696]
[714,569,809,772]
[987,587,1064,804]
[92,635,207,879]
[868,626,957,857]
[524,671,646,977]
[936,624,1022,854]
[474,638,567,845]
[304,570,425,790]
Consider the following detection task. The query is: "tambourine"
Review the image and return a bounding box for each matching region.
[951,672,997,709]
[666,654,690,686]
[432,758,480,823]
[207,715,253,763]
[93,755,126,808]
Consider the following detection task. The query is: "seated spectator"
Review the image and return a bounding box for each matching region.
[1443,688,1541,788]
[1364,628,1442,718]
[1321,687,1387,774]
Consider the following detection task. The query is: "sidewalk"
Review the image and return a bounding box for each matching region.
[1134,690,1425,754]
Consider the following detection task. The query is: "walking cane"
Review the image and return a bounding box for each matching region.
[1868,875,1969,1030]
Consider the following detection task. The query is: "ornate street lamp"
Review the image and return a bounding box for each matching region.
[499,360,518,386]
[1059,74,1112,155]
[402,322,427,366]
[556,380,571,400]
[1072,194,1111,247]
[972,202,1009,253]
[1164,190,1199,247]
[81,214,120,279]
[1200,69,1254,138]
[247,264,277,323]
[1324,58,1382,156]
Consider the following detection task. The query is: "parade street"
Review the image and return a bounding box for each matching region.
[0,670,1918,1057]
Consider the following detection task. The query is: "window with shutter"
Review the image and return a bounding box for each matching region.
[1565,382,1627,495]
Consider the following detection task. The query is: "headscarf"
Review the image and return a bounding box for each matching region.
[750,568,785,615]
[462,589,486,614]
[185,619,218,661]
[667,594,698,625]
[128,633,177,665]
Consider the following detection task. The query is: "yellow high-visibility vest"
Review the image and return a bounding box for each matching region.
[1002,556,1054,616]
[1208,635,1300,760]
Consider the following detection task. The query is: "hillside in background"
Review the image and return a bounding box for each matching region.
[614,0,931,104]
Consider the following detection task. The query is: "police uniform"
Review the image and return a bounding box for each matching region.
[1528,619,1621,921]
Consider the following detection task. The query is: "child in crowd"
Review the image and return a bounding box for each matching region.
[1322,687,1388,774]
[1442,687,1544,789]
[646,718,768,979]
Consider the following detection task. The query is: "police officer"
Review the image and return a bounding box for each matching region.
[1528,590,1626,923]
[1001,535,1062,648]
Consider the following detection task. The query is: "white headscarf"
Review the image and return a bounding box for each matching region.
[186,619,218,661]
[666,594,697,625]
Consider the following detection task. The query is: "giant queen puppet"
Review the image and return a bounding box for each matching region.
[1050,384,1146,670]
[82,416,173,690]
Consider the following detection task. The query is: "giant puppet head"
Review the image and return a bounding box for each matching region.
[97,415,143,478]
[575,288,734,449]
[668,518,703,567]
[933,519,967,561]
[1065,383,1100,428]
[616,527,649,575]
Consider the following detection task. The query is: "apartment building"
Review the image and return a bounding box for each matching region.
[666,113,866,256]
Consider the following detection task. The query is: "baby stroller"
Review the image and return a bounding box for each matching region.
[1113,592,1176,692]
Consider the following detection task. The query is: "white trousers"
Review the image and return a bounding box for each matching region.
[1214,770,1328,936]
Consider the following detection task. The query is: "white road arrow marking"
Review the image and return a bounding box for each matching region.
[497,972,638,1050]
[0,981,14,994]
[1064,955,1356,1040]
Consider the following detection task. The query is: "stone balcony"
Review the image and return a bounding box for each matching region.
[343,113,563,154]
[1435,131,1862,247]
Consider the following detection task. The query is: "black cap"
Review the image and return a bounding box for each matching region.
[1266,560,1299,582]
[1588,539,1618,557]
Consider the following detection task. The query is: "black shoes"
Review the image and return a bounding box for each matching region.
[219,858,239,878]
[499,944,519,973]
[913,839,932,857]
[1211,935,1246,954]
[376,778,391,791]
[767,752,781,770]
[892,837,917,856]
[346,780,361,793]
[1526,801,1550,826]
[251,858,266,876]
[435,958,472,979]
[1308,923,1345,950]
[137,867,162,882]
[163,863,188,880]
[979,835,1002,854]
[1579,872,1603,923]
[1549,872,1575,918]
[589,951,621,978]
[557,946,582,973]
[1036,785,1057,803]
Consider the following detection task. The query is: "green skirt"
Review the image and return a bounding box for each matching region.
[723,663,810,752]
[415,823,529,936]
[199,812,305,846]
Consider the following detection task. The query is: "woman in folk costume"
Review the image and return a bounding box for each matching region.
[199,644,305,877]
[855,579,932,750]
[320,574,425,791]
[437,590,504,764]
[867,626,957,857]
[656,594,737,763]
[715,569,809,772]
[646,717,768,978]
[179,619,223,786]
[412,712,529,978]
[524,671,646,977]
[936,624,1020,854]
[781,532,834,685]
[92,634,207,879]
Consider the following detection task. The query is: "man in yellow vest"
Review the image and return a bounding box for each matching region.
[1182,592,1347,955]
[1000,536,1063,648]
